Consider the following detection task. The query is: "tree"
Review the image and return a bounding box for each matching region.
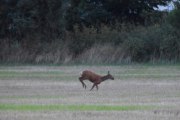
[65,0,110,31]
[67,0,172,30]
[168,1,180,30]
[0,0,62,42]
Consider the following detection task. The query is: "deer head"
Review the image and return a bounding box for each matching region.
[107,71,114,80]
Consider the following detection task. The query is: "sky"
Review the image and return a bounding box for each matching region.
[158,1,176,11]
[158,5,174,11]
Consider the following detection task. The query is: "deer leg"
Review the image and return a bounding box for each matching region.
[79,77,87,89]
[95,84,98,90]
[83,82,87,89]
[90,84,96,91]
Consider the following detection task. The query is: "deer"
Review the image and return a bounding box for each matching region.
[79,70,114,91]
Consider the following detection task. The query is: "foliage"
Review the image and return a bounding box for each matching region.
[0,0,171,37]
[0,0,62,41]
[122,24,180,62]
[67,0,171,30]
[0,0,179,64]
[167,1,180,30]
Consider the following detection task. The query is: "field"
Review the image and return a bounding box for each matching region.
[0,65,180,120]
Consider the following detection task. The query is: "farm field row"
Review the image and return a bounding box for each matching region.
[0,65,180,120]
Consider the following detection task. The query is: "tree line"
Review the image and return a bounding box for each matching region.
[0,0,180,64]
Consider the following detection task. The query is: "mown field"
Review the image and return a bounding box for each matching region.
[0,65,180,120]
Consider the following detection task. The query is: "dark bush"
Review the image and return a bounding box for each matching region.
[167,1,180,30]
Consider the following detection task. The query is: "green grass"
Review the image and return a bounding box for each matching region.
[0,71,76,80]
[0,65,180,80]
[0,95,65,99]
[0,104,155,111]
[115,73,180,80]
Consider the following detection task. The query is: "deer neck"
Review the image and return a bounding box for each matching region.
[101,75,109,82]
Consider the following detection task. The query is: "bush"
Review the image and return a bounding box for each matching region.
[0,20,180,64]
[120,24,180,62]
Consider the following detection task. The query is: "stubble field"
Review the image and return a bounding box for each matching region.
[0,65,180,120]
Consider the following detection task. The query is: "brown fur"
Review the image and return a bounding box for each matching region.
[79,70,114,91]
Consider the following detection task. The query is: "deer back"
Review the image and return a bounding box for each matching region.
[81,70,102,82]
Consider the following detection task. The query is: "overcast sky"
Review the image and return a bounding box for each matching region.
[158,1,175,11]
[158,5,174,11]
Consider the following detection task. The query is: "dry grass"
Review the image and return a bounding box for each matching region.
[77,44,131,64]
[0,65,180,120]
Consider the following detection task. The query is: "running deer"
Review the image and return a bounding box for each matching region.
[79,70,114,91]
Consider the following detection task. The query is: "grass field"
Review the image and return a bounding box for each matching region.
[0,65,180,120]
